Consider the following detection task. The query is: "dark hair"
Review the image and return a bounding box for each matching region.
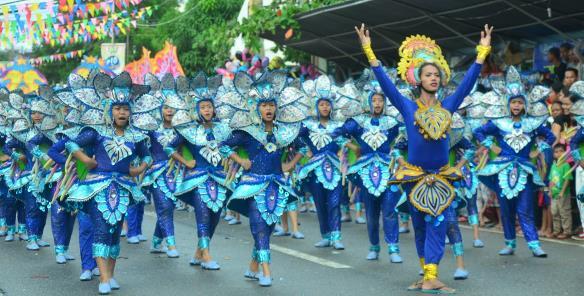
[560,42,574,50]
[561,86,571,98]
[551,81,563,93]
[553,143,566,151]
[548,47,561,60]
[565,67,579,77]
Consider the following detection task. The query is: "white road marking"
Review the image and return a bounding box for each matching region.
[459,224,584,248]
[271,244,352,269]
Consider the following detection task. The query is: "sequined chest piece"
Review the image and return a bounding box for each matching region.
[103,136,133,165]
[503,122,530,153]
[414,100,451,140]
[196,127,222,167]
[156,128,176,148]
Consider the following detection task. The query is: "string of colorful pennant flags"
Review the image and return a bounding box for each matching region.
[0,1,152,50]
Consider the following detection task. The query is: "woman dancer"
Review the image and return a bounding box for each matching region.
[167,73,232,269]
[474,66,554,257]
[58,72,153,294]
[218,71,308,287]
[355,23,493,293]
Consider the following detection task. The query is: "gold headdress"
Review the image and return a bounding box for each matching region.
[397,35,451,87]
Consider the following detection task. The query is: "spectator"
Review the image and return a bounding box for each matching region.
[549,143,573,239]
[560,42,574,63]
[546,81,564,105]
[548,47,567,82]
[563,67,578,88]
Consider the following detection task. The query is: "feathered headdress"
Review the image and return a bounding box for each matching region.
[481,66,549,119]
[301,75,348,121]
[397,35,451,87]
[215,70,309,128]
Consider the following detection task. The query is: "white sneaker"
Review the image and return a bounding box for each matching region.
[56,254,67,264]
[80,270,93,281]
[92,268,101,276]
[109,278,120,290]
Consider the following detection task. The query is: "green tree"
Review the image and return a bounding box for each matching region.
[159,0,243,75]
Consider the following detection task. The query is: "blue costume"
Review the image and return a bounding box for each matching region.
[332,73,404,261]
[166,73,232,268]
[59,72,153,265]
[217,71,308,286]
[369,35,483,280]
[3,90,55,249]
[297,75,346,249]
[473,66,553,257]
[51,73,101,276]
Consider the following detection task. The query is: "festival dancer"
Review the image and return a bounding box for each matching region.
[4,88,55,251]
[58,72,153,294]
[167,73,232,269]
[218,71,308,287]
[296,75,346,249]
[473,66,554,258]
[50,71,102,280]
[355,23,493,293]
[331,72,403,262]
[25,86,82,264]
[140,73,184,258]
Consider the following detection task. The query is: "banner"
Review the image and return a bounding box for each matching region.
[101,43,126,74]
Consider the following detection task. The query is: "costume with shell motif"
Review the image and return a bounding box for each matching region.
[2,86,60,245]
[137,73,189,250]
[295,75,350,244]
[473,66,554,253]
[369,34,484,279]
[331,68,404,256]
[217,70,309,264]
[165,72,233,252]
[58,72,153,259]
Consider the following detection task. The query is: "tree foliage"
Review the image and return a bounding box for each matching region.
[234,0,346,62]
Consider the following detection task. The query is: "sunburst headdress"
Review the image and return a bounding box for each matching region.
[397,35,451,87]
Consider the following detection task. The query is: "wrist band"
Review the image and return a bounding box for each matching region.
[476,45,492,62]
[362,42,377,62]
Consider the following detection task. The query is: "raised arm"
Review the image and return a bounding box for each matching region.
[443,25,493,112]
[355,24,408,114]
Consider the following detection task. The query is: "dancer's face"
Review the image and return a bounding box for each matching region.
[371,94,385,116]
[162,106,175,123]
[259,101,276,122]
[112,105,130,127]
[419,64,441,93]
[198,101,214,122]
[509,98,525,116]
[317,100,331,119]
[31,112,44,124]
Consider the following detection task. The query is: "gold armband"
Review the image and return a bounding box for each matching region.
[476,45,492,62]
[362,42,377,62]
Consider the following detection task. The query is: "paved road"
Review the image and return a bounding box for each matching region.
[1,205,583,296]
